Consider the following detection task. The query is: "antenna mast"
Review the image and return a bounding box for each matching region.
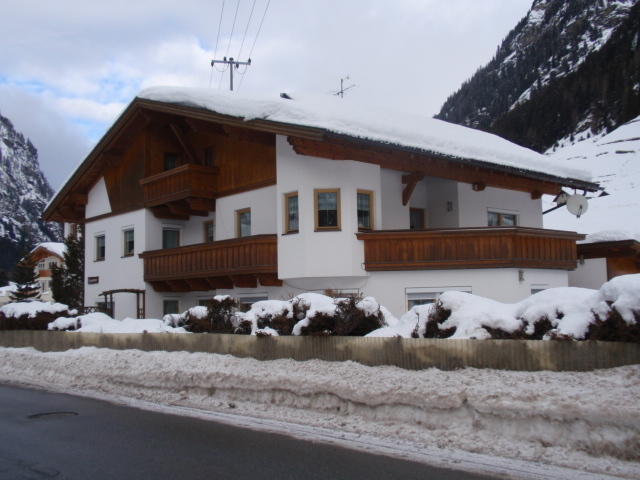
[334,75,356,98]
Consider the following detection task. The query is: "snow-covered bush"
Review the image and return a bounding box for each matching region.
[369,274,640,341]
[49,312,187,333]
[0,301,77,330]
[163,296,243,333]
[238,293,387,336]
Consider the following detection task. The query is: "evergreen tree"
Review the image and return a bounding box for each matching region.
[51,229,85,309]
[10,261,40,302]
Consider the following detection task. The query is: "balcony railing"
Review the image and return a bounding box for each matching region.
[139,235,280,292]
[140,164,218,216]
[356,227,584,271]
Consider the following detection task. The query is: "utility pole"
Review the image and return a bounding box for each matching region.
[334,75,356,98]
[210,57,251,91]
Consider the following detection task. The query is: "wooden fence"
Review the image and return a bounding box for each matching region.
[1,331,639,371]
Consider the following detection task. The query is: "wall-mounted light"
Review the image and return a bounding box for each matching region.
[518,269,525,282]
[446,201,453,212]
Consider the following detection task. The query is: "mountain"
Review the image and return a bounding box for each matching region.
[0,111,62,277]
[543,115,640,236]
[436,0,640,153]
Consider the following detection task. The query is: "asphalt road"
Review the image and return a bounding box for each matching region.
[0,384,496,480]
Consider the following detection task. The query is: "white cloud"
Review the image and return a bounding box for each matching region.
[55,97,126,124]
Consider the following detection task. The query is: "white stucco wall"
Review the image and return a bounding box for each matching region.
[425,177,459,228]
[84,210,147,319]
[276,136,379,280]
[568,258,608,290]
[457,184,543,228]
[215,186,277,240]
[380,169,408,229]
[85,177,111,218]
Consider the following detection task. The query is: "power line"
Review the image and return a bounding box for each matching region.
[219,0,241,88]
[237,0,257,60]
[209,0,227,88]
[237,0,271,91]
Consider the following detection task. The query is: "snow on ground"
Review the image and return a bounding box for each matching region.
[1,301,74,318]
[48,312,188,334]
[0,346,638,479]
[544,116,640,235]
[138,86,591,182]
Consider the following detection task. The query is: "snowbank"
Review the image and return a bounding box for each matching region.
[49,312,188,334]
[1,347,638,479]
[369,275,640,340]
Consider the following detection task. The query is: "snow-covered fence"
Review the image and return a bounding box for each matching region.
[1,330,639,371]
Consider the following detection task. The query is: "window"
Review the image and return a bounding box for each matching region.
[488,211,518,226]
[410,208,425,230]
[284,192,299,233]
[164,152,179,171]
[37,260,45,270]
[357,190,374,230]
[236,208,251,238]
[162,228,180,249]
[95,234,105,261]
[238,295,268,312]
[531,285,548,295]
[163,299,180,316]
[48,261,57,270]
[204,220,215,243]
[314,189,341,230]
[406,287,471,311]
[123,228,134,256]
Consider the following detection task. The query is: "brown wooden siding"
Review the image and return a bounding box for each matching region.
[139,234,280,291]
[356,227,584,271]
[140,164,218,207]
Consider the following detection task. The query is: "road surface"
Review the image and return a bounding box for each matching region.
[0,383,496,479]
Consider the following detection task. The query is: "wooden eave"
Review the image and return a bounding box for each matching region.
[577,240,640,259]
[44,97,599,223]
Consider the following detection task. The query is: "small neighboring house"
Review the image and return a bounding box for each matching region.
[570,231,640,290]
[24,242,66,302]
[43,87,599,319]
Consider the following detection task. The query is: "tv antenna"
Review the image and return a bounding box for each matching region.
[334,76,356,98]
[211,57,252,91]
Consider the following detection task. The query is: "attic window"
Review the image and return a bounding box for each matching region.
[164,153,179,171]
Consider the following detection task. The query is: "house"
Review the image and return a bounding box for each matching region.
[43,87,599,319]
[25,242,66,302]
[569,232,640,289]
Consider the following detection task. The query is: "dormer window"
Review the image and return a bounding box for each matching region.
[164,152,179,171]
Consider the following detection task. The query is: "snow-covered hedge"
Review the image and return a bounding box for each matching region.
[49,312,187,334]
[369,274,640,341]
[163,296,240,333]
[0,301,77,330]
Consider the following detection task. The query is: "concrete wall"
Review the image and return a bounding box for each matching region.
[2,331,638,372]
[569,258,608,290]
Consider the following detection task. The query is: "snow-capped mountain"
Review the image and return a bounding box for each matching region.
[543,115,640,237]
[0,112,61,274]
[437,0,640,152]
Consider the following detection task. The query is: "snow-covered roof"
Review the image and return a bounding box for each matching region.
[139,86,593,183]
[578,230,640,245]
[30,242,66,259]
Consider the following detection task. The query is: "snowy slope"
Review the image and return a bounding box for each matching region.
[544,116,640,236]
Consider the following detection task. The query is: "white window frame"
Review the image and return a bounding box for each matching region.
[405,286,472,311]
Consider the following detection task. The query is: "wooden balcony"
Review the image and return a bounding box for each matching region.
[139,164,218,219]
[139,235,281,292]
[356,227,584,271]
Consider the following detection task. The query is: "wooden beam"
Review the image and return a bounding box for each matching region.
[149,281,172,292]
[288,136,565,196]
[223,125,275,146]
[231,275,258,288]
[187,197,216,212]
[472,182,486,192]
[257,273,283,287]
[531,190,542,200]
[185,278,211,291]
[401,173,424,206]
[166,201,206,217]
[169,122,198,164]
[150,206,188,220]
[205,276,234,289]
[167,280,190,292]
[183,117,228,136]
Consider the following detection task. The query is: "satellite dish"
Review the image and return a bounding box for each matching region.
[566,194,589,218]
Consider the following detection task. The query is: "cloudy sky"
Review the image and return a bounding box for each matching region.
[0,0,532,189]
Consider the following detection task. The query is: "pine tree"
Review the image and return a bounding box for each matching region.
[10,261,40,302]
[51,229,85,310]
